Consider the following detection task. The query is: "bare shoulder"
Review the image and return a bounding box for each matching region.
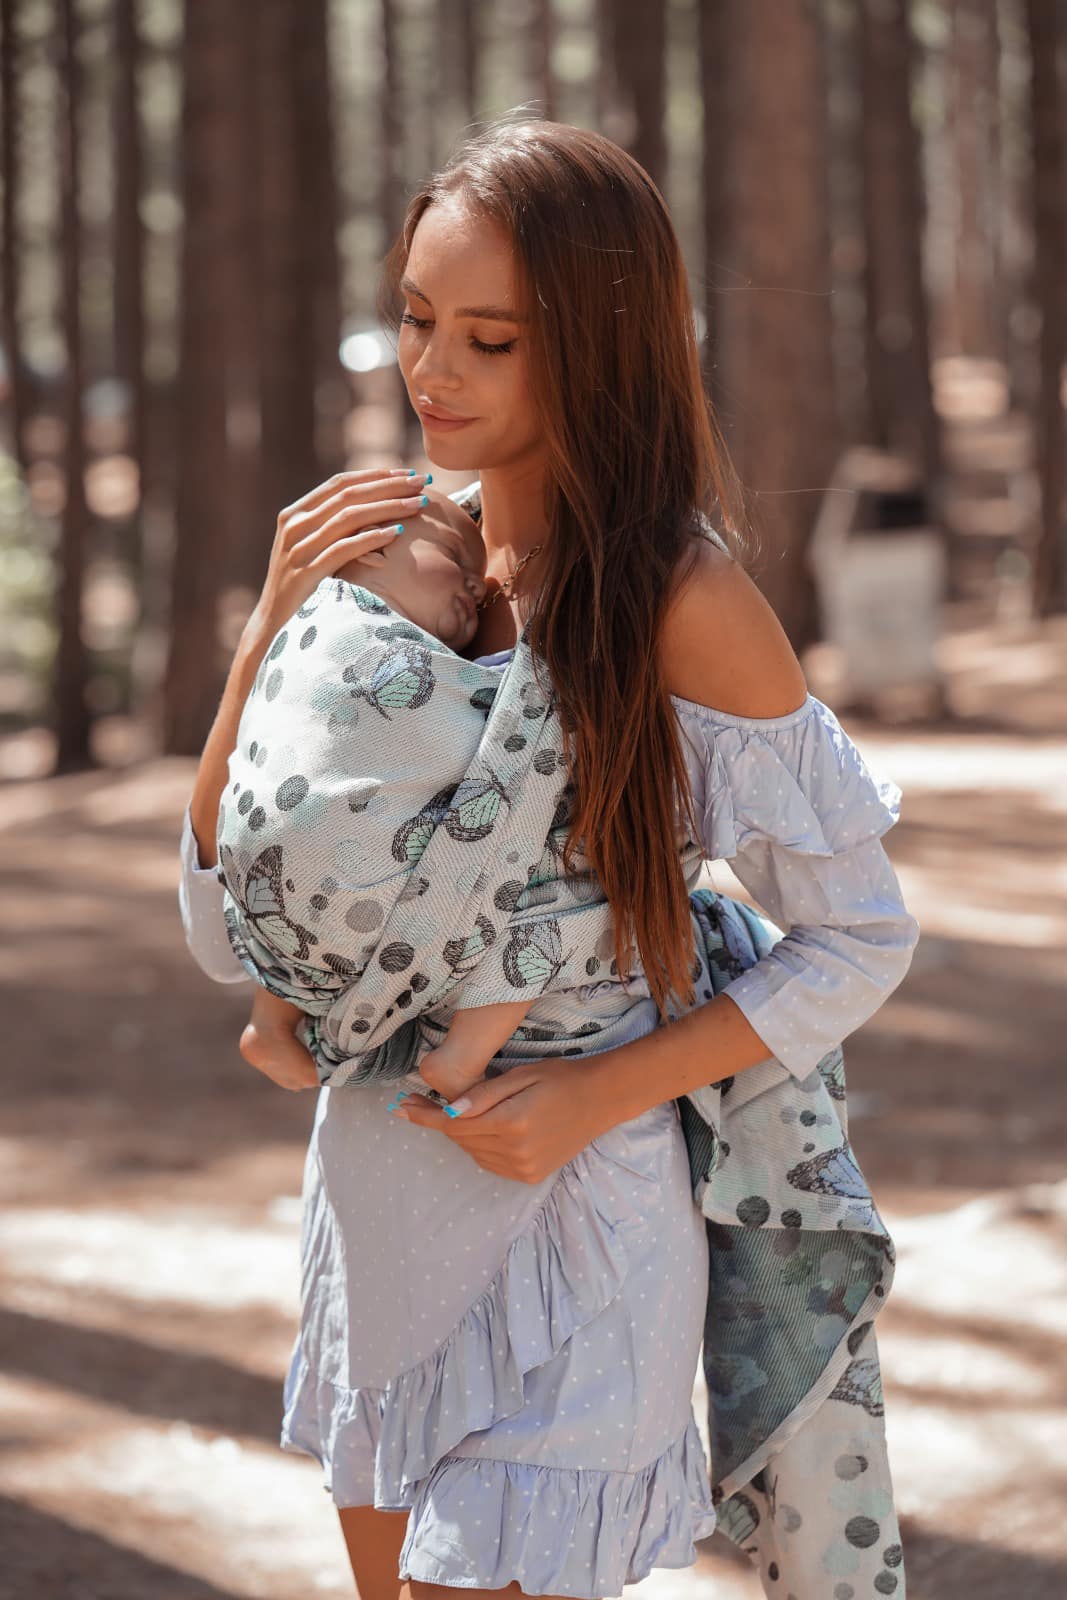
[660,537,809,716]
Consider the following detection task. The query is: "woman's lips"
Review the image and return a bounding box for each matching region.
[421,409,476,433]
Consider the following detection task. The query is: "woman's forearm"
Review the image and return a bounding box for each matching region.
[582,992,776,1132]
[188,620,275,868]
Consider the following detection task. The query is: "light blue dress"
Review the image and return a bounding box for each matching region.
[178,651,917,1598]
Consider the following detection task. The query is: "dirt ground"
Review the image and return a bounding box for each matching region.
[0,607,1064,1600]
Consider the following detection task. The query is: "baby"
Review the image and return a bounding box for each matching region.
[236,485,533,1104]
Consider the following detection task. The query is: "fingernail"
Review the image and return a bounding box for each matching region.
[424,473,433,484]
[408,468,417,475]
[392,1107,411,1120]
[394,523,405,533]
[420,494,429,506]
[445,1097,472,1117]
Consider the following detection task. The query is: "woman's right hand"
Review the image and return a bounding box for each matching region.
[248,466,429,645]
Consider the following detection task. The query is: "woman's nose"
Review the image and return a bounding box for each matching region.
[411,333,462,390]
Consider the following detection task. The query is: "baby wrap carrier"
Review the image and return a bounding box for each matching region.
[218,580,906,1597]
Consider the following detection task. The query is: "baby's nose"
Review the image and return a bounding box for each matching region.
[467,570,488,601]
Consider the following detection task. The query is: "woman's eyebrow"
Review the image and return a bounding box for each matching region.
[401,276,527,324]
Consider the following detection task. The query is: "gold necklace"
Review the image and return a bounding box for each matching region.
[477,543,544,611]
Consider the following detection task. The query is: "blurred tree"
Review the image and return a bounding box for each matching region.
[1,0,29,475]
[53,0,92,770]
[440,0,482,127]
[257,0,323,565]
[950,0,1000,357]
[112,0,145,490]
[1024,0,1067,614]
[600,0,666,192]
[163,0,240,754]
[717,0,836,647]
[698,0,728,408]
[530,0,556,122]
[859,0,940,489]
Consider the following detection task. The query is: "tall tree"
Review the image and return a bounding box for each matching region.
[859,0,940,489]
[1025,0,1067,614]
[530,0,557,122]
[112,0,145,491]
[53,0,92,770]
[608,0,667,191]
[717,0,837,647]
[256,0,321,572]
[698,0,729,407]
[162,2,237,754]
[1,0,28,473]
[950,0,1000,356]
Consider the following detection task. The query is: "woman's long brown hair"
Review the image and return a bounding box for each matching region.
[378,114,750,1019]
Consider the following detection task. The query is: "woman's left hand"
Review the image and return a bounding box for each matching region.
[389,1057,608,1184]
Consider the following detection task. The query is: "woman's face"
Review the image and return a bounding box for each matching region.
[397,198,546,475]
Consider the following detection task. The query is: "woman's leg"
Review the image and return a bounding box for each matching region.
[408,1584,573,1600]
[337,1505,409,1600]
[337,1512,577,1600]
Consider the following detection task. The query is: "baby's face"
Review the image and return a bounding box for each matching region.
[371,491,487,649]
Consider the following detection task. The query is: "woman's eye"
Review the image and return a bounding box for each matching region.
[401,312,514,358]
[471,336,516,357]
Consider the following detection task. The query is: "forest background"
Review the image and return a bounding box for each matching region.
[0,3,1065,1598]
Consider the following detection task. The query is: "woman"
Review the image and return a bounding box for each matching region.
[180,118,918,1600]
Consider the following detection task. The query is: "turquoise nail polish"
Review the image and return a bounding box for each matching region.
[420,494,428,506]
[396,523,405,533]
[408,468,417,475]
[386,1100,398,1111]
[444,1105,459,1118]
[424,473,433,484]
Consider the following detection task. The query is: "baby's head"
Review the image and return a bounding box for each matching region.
[342,488,487,650]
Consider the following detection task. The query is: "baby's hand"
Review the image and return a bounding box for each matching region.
[417,1043,487,1104]
[239,988,318,1093]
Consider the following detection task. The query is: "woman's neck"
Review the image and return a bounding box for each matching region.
[476,462,550,562]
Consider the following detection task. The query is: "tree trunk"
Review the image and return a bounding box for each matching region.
[162,1,238,754]
[53,0,92,771]
[717,0,837,648]
[301,0,346,472]
[256,0,320,568]
[951,0,999,356]
[1,0,28,473]
[859,0,940,490]
[530,0,556,122]
[697,0,728,405]
[1025,0,1067,614]
[609,0,666,190]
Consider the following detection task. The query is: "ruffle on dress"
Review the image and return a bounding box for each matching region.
[672,691,903,863]
[397,1415,716,1597]
[280,1128,716,1595]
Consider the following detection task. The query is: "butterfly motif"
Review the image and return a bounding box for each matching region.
[442,914,498,979]
[786,1145,868,1201]
[391,785,458,865]
[716,1491,761,1550]
[502,919,569,992]
[221,845,346,1005]
[818,1047,847,1101]
[345,642,436,719]
[443,770,511,843]
[829,1355,884,1417]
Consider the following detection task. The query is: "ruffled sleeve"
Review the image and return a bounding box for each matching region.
[178,805,251,985]
[675,691,920,1080]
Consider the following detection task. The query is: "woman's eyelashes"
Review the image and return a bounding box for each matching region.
[400,311,516,356]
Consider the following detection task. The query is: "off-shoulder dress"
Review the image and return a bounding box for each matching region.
[178,561,918,1600]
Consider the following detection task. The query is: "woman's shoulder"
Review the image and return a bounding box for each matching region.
[661,533,808,720]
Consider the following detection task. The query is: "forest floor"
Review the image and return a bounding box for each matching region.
[0,603,1064,1600]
